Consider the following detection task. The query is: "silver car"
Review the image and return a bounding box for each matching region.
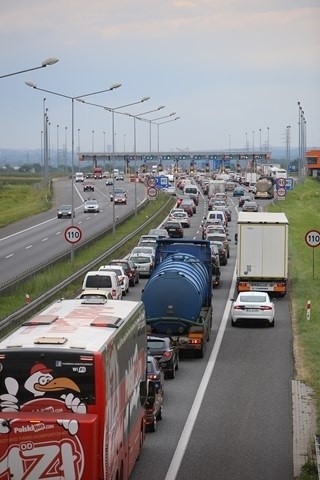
[84,199,100,213]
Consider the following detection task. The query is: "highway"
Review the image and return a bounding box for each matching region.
[0,178,146,286]
[129,191,293,480]
[0,181,294,479]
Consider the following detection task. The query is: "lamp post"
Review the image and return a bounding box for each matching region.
[245,132,248,152]
[267,127,270,153]
[298,101,302,180]
[154,116,181,160]
[25,81,122,262]
[132,106,166,168]
[92,130,95,154]
[77,129,81,171]
[259,128,262,153]
[57,125,60,170]
[77,96,151,234]
[286,126,291,168]
[1,57,59,79]
[252,131,255,152]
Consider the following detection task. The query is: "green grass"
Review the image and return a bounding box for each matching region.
[0,181,52,227]
[267,178,320,479]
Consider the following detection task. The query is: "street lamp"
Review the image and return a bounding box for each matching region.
[76,96,151,234]
[259,128,262,153]
[1,57,59,79]
[154,116,181,160]
[25,81,122,262]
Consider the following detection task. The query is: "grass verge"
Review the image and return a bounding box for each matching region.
[268,178,320,479]
[0,179,52,227]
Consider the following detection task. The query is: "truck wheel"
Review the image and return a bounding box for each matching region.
[196,342,206,358]
[156,406,163,421]
[149,417,156,433]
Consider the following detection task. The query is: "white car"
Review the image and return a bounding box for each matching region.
[129,253,155,278]
[231,291,275,327]
[131,246,156,257]
[169,211,191,228]
[84,199,100,213]
[98,265,130,296]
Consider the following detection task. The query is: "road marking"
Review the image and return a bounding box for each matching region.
[42,238,48,242]
[25,245,32,249]
[164,267,237,480]
[5,254,13,259]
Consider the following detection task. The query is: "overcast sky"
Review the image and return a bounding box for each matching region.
[1,0,319,155]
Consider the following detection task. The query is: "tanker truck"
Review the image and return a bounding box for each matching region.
[141,239,213,358]
[254,175,275,199]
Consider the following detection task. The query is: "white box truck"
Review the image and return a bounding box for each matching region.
[236,212,289,296]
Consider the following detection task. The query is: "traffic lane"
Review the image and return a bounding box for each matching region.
[175,297,293,480]
[131,227,238,480]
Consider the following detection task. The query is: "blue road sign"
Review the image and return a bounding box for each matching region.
[285,177,294,190]
[154,175,169,189]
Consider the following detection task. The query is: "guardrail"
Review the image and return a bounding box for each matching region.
[0,197,171,337]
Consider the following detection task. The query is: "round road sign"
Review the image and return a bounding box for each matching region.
[277,178,286,187]
[276,187,286,197]
[305,230,320,248]
[147,186,158,198]
[64,225,82,244]
[147,177,156,188]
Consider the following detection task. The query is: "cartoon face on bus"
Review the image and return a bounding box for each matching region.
[0,353,95,479]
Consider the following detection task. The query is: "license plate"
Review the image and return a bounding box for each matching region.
[247,308,259,312]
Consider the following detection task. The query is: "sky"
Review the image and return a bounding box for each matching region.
[0,0,319,156]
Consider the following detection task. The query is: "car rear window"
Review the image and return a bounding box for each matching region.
[148,340,166,349]
[239,295,267,303]
[85,275,112,288]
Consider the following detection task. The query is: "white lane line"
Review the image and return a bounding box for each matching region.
[56,232,61,235]
[42,238,48,242]
[5,254,14,259]
[164,267,237,480]
[25,245,32,249]
[0,217,56,242]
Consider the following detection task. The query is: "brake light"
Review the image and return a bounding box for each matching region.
[234,305,245,310]
[148,374,158,380]
[260,306,273,310]
[162,351,173,359]
[189,339,202,345]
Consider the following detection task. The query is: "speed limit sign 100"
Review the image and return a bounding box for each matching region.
[305,230,320,248]
[64,226,82,244]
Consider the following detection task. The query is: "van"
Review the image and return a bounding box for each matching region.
[206,210,227,227]
[82,271,122,300]
[183,184,200,205]
[75,172,84,182]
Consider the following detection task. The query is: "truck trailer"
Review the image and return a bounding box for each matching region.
[236,212,289,296]
[141,239,213,358]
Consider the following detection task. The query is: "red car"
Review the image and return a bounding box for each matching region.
[145,356,164,432]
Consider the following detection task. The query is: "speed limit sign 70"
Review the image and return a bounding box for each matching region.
[64,226,82,244]
[305,230,320,248]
